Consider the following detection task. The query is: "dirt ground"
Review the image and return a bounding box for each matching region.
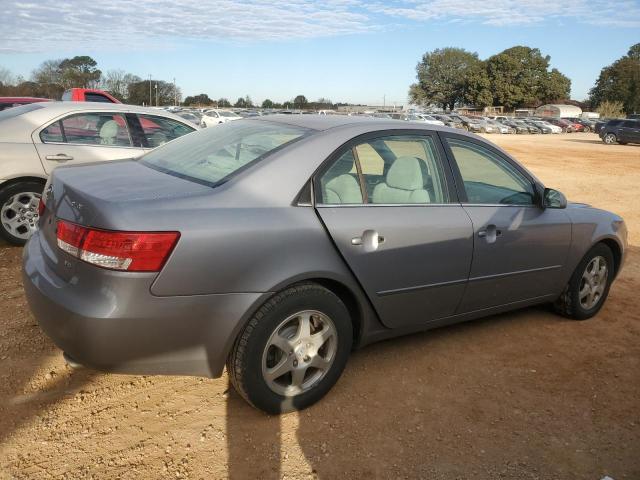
[1,133,639,479]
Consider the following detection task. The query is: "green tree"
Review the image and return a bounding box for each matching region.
[217,98,231,107]
[293,95,308,109]
[58,56,102,89]
[234,97,247,108]
[127,79,179,106]
[184,93,213,106]
[463,62,492,108]
[486,46,569,109]
[261,98,274,108]
[542,68,572,103]
[409,48,483,110]
[590,43,640,114]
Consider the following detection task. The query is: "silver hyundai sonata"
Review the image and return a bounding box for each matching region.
[23,116,627,413]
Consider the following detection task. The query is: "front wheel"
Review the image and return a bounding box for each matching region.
[603,133,617,144]
[554,244,614,320]
[227,283,353,414]
[0,181,44,246]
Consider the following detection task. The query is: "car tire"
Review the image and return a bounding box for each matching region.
[227,283,353,414]
[583,127,591,133]
[0,180,45,246]
[603,133,617,145]
[554,243,615,320]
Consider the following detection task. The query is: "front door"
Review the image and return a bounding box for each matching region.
[442,134,572,312]
[619,120,640,143]
[315,132,474,328]
[33,111,145,174]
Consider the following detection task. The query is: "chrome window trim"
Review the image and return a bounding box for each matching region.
[36,140,141,150]
[315,203,461,208]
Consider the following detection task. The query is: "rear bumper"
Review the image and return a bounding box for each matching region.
[23,232,269,378]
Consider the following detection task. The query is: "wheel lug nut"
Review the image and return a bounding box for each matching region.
[303,355,310,362]
[293,360,298,367]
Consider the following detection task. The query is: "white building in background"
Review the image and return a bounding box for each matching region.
[535,104,582,118]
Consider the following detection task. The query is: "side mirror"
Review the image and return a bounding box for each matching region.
[543,188,567,209]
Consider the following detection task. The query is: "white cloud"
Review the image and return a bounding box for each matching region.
[369,0,640,28]
[1,0,638,53]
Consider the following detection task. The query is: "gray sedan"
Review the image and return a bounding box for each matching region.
[23,116,627,413]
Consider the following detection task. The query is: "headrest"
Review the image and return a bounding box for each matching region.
[387,156,424,190]
[331,151,356,176]
[99,120,119,138]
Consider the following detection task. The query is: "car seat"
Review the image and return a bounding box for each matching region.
[99,120,119,145]
[372,156,430,204]
[323,154,362,204]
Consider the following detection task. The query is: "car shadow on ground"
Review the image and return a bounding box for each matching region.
[0,240,97,446]
[223,304,560,479]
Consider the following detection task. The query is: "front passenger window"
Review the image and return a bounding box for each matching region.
[447,138,535,205]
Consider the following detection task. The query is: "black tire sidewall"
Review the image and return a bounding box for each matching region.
[567,244,615,320]
[0,181,45,246]
[239,286,353,414]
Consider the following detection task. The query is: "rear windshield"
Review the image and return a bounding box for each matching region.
[140,120,309,186]
[0,102,45,121]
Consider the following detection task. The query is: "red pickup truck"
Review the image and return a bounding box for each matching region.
[62,88,121,103]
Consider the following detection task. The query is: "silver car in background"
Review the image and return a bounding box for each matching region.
[0,102,198,245]
[23,116,627,413]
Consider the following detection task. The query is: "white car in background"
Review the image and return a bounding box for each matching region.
[0,102,197,245]
[200,109,242,127]
[416,114,445,126]
[531,120,562,134]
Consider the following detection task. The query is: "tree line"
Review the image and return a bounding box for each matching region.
[410,43,639,115]
[183,93,335,110]
[0,56,181,106]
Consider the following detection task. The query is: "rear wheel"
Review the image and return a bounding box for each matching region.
[227,283,353,414]
[583,127,591,133]
[0,181,44,246]
[554,244,614,320]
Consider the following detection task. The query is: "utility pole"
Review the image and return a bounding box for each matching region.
[148,74,152,106]
[383,94,386,109]
[173,77,177,106]
[155,83,158,107]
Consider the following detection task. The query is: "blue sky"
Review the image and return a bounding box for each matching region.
[1,0,638,105]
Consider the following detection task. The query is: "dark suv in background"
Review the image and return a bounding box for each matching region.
[599,119,640,145]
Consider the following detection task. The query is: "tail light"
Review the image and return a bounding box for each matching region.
[56,220,180,272]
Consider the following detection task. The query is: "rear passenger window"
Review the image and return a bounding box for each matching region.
[318,135,449,205]
[40,121,64,142]
[137,114,195,148]
[41,113,133,146]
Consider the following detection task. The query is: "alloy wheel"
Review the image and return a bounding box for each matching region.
[1,192,41,240]
[261,310,337,397]
[579,256,608,310]
[604,133,616,144]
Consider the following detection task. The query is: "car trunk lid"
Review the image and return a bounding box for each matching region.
[38,159,212,280]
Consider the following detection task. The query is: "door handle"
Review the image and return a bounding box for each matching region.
[478,225,502,243]
[351,230,385,251]
[45,154,74,162]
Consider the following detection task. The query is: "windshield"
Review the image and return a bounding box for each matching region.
[219,111,240,118]
[141,120,309,186]
[0,102,45,121]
